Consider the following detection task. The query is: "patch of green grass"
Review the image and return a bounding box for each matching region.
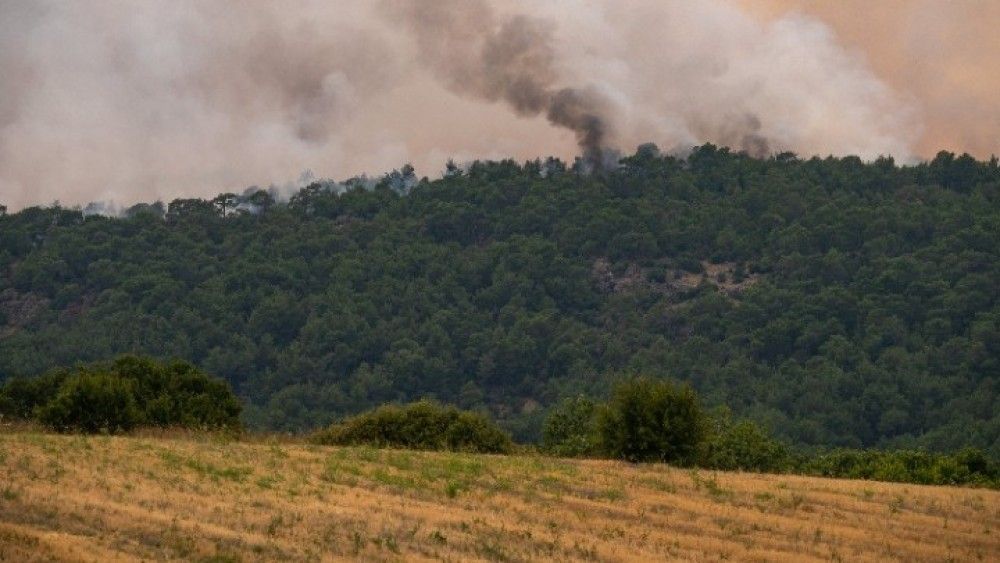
[640,476,677,493]
[689,470,733,501]
[385,451,415,471]
[159,450,184,469]
[596,487,626,502]
[255,475,279,489]
[444,479,465,498]
[371,468,421,491]
[321,458,363,485]
[184,458,253,483]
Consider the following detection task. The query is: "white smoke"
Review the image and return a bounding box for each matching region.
[0,0,923,210]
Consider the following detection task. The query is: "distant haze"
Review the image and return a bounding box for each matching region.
[0,0,996,209]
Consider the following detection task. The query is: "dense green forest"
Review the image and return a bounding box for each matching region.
[0,145,997,454]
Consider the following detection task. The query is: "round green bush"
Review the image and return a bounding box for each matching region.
[596,377,707,465]
[313,400,513,454]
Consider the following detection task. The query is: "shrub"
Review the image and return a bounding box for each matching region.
[595,377,707,464]
[36,372,141,433]
[312,400,513,454]
[0,355,242,433]
[109,356,242,428]
[0,370,70,419]
[798,448,1000,487]
[701,415,790,472]
[541,395,598,457]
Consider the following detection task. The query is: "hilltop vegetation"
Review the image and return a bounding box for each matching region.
[0,430,997,561]
[0,146,998,454]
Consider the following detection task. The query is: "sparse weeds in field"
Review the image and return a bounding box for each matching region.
[860,488,875,500]
[45,458,65,482]
[963,495,985,512]
[889,494,905,514]
[600,487,627,502]
[185,458,252,483]
[571,540,600,560]
[599,526,626,541]
[321,453,364,486]
[371,468,420,492]
[355,446,380,463]
[159,449,183,469]
[0,527,40,549]
[255,475,279,489]
[537,474,567,495]
[1,483,20,501]
[350,531,366,555]
[779,492,806,511]
[372,532,400,554]
[487,475,513,494]
[690,470,733,502]
[444,479,464,498]
[641,476,678,493]
[266,514,283,536]
[198,553,241,563]
[385,451,415,471]
[478,539,510,561]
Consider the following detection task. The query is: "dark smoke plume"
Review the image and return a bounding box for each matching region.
[384,0,616,167]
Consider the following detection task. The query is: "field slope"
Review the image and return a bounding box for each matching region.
[1,430,997,562]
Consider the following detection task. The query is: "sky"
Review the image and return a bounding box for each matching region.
[0,0,997,209]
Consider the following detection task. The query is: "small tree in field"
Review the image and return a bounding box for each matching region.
[596,377,707,465]
[542,395,598,457]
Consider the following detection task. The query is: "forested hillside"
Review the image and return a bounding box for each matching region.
[1,145,997,453]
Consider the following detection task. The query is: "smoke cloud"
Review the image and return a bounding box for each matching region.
[383,0,616,165]
[740,0,1000,160]
[0,0,993,210]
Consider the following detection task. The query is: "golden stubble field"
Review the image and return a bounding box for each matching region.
[0,429,997,562]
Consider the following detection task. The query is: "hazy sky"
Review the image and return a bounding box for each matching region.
[1,0,997,209]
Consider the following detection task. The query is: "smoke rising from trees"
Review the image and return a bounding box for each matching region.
[0,0,993,209]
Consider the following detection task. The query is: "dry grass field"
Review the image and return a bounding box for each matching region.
[1,429,998,562]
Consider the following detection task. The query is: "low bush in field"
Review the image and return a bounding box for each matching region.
[798,448,1000,487]
[541,395,599,457]
[0,355,242,433]
[312,400,513,454]
[701,415,791,473]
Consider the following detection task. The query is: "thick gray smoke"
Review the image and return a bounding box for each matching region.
[0,0,937,210]
[384,0,616,165]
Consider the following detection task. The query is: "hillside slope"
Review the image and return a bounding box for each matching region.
[1,147,998,451]
[1,429,997,561]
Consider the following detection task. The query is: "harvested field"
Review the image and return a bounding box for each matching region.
[0,430,997,561]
